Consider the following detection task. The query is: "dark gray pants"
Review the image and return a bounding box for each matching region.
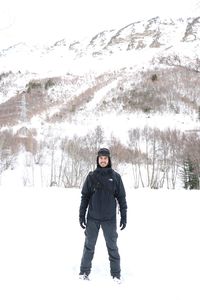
[80,219,121,277]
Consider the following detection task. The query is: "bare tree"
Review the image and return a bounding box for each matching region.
[62,136,88,187]
[81,125,105,171]
[128,128,145,188]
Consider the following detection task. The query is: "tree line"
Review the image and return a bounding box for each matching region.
[1,126,200,189]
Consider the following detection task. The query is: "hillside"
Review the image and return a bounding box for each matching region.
[0,16,200,188]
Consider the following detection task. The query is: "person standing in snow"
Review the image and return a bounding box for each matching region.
[79,148,127,282]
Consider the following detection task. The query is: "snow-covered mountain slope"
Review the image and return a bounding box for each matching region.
[0,16,200,152]
[0,17,200,74]
[1,16,200,188]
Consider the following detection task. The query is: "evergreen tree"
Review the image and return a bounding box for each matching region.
[181,158,200,189]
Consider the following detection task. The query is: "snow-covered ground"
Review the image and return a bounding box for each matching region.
[0,187,200,300]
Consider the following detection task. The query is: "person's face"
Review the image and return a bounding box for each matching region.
[98,155,109,168]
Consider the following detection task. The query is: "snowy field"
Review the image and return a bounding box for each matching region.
[0,187,200,300]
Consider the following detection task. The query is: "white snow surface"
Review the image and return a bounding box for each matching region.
[0,187,200,300]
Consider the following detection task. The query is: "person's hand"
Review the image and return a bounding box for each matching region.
[120,218,126,230]
[79,216,86,229]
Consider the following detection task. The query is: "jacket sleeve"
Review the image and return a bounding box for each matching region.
[79,174,92,218]
[115,173,127,221]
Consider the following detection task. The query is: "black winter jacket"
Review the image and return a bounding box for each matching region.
[79,167,127,222]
